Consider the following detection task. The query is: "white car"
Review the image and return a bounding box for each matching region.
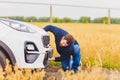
[0,18,52,69]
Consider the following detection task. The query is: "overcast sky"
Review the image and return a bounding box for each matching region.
[0,0,120,19]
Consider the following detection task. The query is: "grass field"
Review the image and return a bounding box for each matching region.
[31,22,120,69]
[1,23,120,80]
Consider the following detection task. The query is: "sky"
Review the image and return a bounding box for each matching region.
[0,0,120,19]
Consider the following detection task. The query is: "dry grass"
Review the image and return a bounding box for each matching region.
[1,60,120,80]
[31,23,120,69]
[1,23,120,80]
[0,59,45,80]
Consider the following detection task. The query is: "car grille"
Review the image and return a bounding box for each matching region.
[42,35,50,48]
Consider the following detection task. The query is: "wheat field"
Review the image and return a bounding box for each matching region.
[1,23,120,80]
[32,23,120,69]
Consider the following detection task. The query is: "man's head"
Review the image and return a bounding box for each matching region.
[60,34,75,47]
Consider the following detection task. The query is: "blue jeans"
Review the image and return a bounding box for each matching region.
[61,44,81,72]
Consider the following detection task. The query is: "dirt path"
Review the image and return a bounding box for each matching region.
[43,67,120,80]
[43,68,62,80]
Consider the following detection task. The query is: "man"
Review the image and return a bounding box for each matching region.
[44,25,81,72]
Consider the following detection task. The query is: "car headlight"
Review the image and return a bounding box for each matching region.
[11,23,36,33]
[0,19,36,33]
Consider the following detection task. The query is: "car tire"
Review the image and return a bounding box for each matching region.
[0,50,6,69]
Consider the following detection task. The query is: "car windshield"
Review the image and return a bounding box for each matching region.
[0,19,36,33]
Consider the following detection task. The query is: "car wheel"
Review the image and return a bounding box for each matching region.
[0,50,6,69]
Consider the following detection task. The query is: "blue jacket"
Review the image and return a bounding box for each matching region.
[44,25,78,61]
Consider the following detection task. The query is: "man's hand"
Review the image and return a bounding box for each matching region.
[49,57,55,61]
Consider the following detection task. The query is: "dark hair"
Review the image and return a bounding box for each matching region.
[64,34,75,45]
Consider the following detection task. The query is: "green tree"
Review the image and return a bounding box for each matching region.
[24,16,37,22]
[93,17,109,24]
[79,17,91,23]
[111,18,120,24]
[10,16,24,21]
[62,17,71,23]
[103,17,108,24]
[38,17,49,22]
[53,17,62,23]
